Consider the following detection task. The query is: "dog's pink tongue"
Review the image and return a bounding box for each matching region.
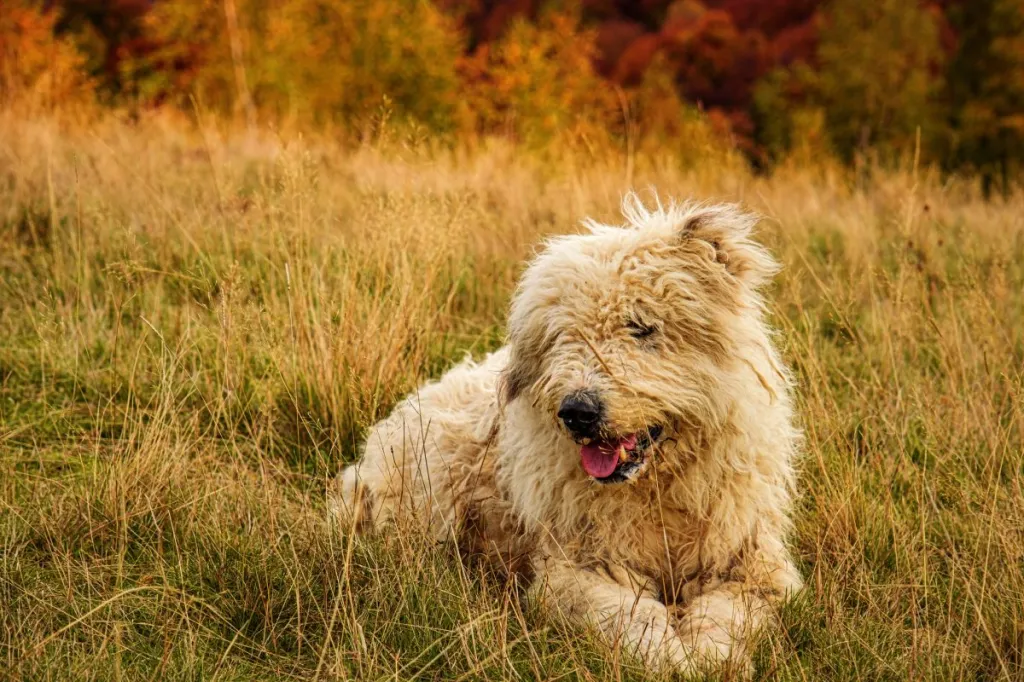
[580,434,637,478]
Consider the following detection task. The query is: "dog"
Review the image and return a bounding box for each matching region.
[330,195,803,675]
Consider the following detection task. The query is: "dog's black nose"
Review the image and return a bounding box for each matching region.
[557,391,603,438]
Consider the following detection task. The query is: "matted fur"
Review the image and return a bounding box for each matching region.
[329,195,803,675]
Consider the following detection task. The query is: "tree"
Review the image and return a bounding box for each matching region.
[816,0,943,163]
[945,0,1024,195]
[0,0,94,109]
[144,0,464,132]
[458,10,616,145]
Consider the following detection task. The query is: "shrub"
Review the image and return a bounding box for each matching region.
[458,11,616,147]
[0,0,94,111]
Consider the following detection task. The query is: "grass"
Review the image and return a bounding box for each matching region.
[1,110,1022,681]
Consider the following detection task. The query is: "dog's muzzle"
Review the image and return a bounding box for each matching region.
[557,390,603,439]
[558,390,665,484]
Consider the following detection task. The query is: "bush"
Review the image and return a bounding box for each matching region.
[458,11,616,147]
[0,0,94,111]
[627,54,739,167]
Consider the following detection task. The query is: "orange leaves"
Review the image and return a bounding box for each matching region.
[457,11,616,145]
[0,1,95,109]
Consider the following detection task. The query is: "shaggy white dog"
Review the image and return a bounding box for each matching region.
[330,196,803,675]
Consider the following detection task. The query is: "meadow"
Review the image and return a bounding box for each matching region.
[1,111,1022,681]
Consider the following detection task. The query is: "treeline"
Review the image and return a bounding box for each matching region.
[2,0,1022,187]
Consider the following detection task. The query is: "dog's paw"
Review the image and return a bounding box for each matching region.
[672,619,754,679]
[327,465,375,533]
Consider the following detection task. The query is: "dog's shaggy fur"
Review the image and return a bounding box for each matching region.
[329,196,803,675]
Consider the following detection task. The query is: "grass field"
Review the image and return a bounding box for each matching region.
[1,112,1022,681]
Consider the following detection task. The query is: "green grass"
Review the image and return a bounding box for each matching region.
[1,113,1022,680]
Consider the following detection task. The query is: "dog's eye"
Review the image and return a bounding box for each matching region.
[626,320,657,340]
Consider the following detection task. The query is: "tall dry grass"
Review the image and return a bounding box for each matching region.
[1,111,1022,680]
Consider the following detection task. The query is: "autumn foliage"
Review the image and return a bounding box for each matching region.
[0,1,93,110]
[2,0,1022,183]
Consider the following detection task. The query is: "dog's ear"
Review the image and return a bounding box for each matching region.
[675,206,778,289]
[499,350,534,406]
[500,329,546,406]
[499,296,550,406]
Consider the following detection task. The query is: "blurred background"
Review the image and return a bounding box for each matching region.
[2,0,1022,190]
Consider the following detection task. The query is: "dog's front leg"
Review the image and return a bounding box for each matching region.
[673,539,802,673]
[672,581,772,674]
[529,556,697,673]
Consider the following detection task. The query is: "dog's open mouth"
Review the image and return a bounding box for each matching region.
[578,425,663,483]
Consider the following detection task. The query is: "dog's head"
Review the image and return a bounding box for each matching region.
[501,196,781,484]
